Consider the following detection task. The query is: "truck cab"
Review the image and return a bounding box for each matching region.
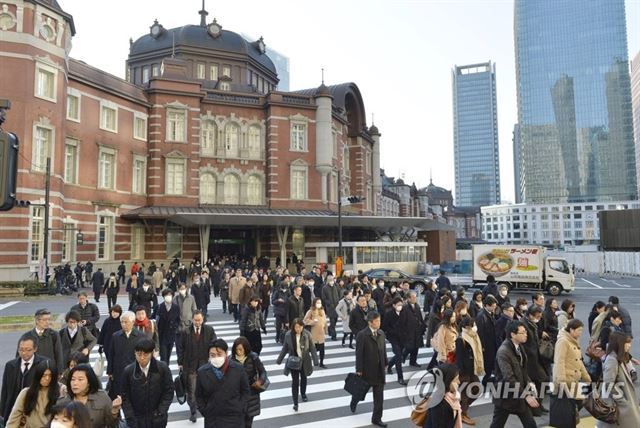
[545,257,575,296]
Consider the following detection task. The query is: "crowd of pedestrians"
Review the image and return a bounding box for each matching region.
[3,259,640,427]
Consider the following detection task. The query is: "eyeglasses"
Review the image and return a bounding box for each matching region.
[516,331,528,335]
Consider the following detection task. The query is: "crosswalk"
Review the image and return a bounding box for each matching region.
[91,297,441,427]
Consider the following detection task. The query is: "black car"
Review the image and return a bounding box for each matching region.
[360,268,428,294]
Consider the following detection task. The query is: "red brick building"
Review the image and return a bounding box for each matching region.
[0,0,450,279]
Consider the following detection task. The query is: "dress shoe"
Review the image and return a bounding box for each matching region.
[350,400,357,413]
[319,364,327,369]
[349,344,354,349]
[410,363,421,368]
[540,405,549,413]
[301,394,308,402]
[461,413,476,425]
[398,379,407,386]
[189,413,197,423]
[372,420,388,427]
[387,365,393,374]
[293,404,298,411]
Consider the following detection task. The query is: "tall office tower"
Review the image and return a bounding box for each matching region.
[513,124,523,203]
[452,61,501,207]
[632,51,640,197]
[514,0,637,203]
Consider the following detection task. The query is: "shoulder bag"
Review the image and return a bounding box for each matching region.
[584,383,618,424]
[286,355,302,371]
[410,396,431,426]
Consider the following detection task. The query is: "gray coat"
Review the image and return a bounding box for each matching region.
[276,330,318,377]
[57,391,118,428]
[59,325,97,365]
[176,294,197,330]
[335,298,355,333]
[597,352,640,428]
[321,284,341,318]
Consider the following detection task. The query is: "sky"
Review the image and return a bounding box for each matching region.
[60,0,640,203]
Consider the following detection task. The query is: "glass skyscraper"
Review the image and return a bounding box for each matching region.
[452,61,500,207]
[514,0,637,203]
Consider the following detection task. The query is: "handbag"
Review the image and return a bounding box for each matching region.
[586,339,605,360]
[93,352,105,378]
[286,355,302,371]
[584,383,618,424]
[410,396,431,427]
[174,371,187,405]
[539,338,554,362]
[344,372,369,402]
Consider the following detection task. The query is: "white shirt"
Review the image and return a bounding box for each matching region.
[22,355,34,373]
[68,327,78,339]
[35,328,45,336]
[370,327,378,337]
[140,363,150,377]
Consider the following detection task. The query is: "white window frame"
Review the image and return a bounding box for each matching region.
[166,226,183,259]
[365,151,372,174]
[247,125,261,158]
[99,101,118,133]
[152,64,159,77]
[290,122,307,152]
[32,124,53,173]
[199,172,217,204]
[97,214,114,261]
[222,65,231,77]
[165,157,186,195]
[290,163,308,200]
[34,61,57,102]
[97,146,117,190]
[131,224,145,260]
[197,63,206,79]
[66,90,80,122]
[330,171,338,203]
[223,174,240,205]
[166,108,187,143]
[132,154,147,195]
[64,138,79,184]
[343,145,350,174]
[142,67,150,83]
[201,119,216,156]
[219,81,230,91]
[61,221,77,262]
[29,206,45,263]
[225,123,239,157]
[332,131,338,159]
[210,64,219,80]
[247,175,263,205]
[133,113,148,141]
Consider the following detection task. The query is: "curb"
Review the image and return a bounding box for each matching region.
[0,314,63,333]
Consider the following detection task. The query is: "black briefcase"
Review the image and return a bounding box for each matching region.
[344,373,369,401]
[174,371,187,405]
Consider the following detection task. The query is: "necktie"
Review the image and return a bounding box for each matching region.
[195,328,200,339]
[22,362,30,388]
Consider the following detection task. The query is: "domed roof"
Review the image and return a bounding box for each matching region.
[130,24,277,76]
[369,124,380,135]
[314,83,332,98]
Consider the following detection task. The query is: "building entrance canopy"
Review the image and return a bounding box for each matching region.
[122,206,454,230]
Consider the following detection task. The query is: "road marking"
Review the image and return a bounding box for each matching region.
[0,301,21,312]
[581,279,602,289]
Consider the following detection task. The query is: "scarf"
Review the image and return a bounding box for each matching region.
[212,357,229,380]
[591,311,607,341]
[461,328,485,376]
[134,317,151,330]
[444,391,463,428]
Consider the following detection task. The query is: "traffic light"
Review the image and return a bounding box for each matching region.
[340,196,365,206]
[14,200,31,208]
[0,99,19,212]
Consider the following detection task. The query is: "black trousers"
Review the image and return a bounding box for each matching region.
[316,343,325,364]
[222,299,227,313]
[328,316,338,339]
[94,289,101,302]
[291,369,307,404]
[350,384,384,423]
[388,342,405,381]
[107,293,117,311]
[230,303,239,321]
[159,341,174,365]
[275,315,287,342]
[489,404,537,428]
[403,346,419,365]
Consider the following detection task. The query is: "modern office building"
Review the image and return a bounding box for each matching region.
[513,124,522,203]
[452,61,500,207]
[514,0,637,203]
[632,50,640,197]
[481,200,640,247]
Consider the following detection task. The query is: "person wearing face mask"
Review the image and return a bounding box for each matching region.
[455,317,484,425]
[336,290,356,348]
[321,275,341,341]
[303,298,329,368]
[190,273,211,322]
[494,285,510,315]
[522,305,548,415]
[381,297,407,385]
[240,297,267,355]
[382,284,402,313]
[155,289,181,365]
[134,279,158,319]
[107,311,142,400]
[196,339,250,426]
[103,272,120,312]
[177,311,216,423]
[401,291,426,368]
[514,298,528,321]
[371,280,386,314]
[272,279,291,344]
[176,283,197,332]
[50,401,91,428]
[133,306,160,355]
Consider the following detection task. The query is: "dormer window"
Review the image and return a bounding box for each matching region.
[219,81,230,91]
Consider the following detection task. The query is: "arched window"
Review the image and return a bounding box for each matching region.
[201,119,216,156]
[223,174,240,204]
[247,175,263,205]
[199,173,216,204]
[225,123,239,157]
[247,126,261,158]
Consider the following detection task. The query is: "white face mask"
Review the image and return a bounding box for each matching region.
[390,287,396,293]
[164,295,173,304]
[50,422,67,428]
[533,318,540,324]
[143,285,149,291]
[499,291,507,297]
[471,325,478,333]
[395,305,403,312]
[315,303,322,309]
[520,305,528,312]
[179,290,186,296]
[210,356,226,368]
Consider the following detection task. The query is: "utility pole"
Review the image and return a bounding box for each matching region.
[338,169,342,261]
[43,157,51,284]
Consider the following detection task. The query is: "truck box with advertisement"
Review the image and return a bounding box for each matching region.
[472,244,574,296]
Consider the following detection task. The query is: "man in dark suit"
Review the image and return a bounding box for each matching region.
[401,291,426,367]
[155,289,181,365]
[71,292,101,337]
[195,338,249,427]
[351,311,388,427]
[177,310,216,423]
[476,295,498,385]
[285,285,305,325]
[107,311,143,399]
[2,336,48,421]
[18,308,64,374]
[91,267,105,303]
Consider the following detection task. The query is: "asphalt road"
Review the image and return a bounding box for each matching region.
[0,275,638,427]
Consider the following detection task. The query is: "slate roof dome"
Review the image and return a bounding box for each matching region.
[130,24,277,75]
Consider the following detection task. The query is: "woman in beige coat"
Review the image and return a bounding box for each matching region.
[434,309,458,363]
[551,319,591,428]
[597,331,640,428]
[304,297,328,368]
[6,361,60,428]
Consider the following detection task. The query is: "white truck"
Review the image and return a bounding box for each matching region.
[472,244,574,296]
